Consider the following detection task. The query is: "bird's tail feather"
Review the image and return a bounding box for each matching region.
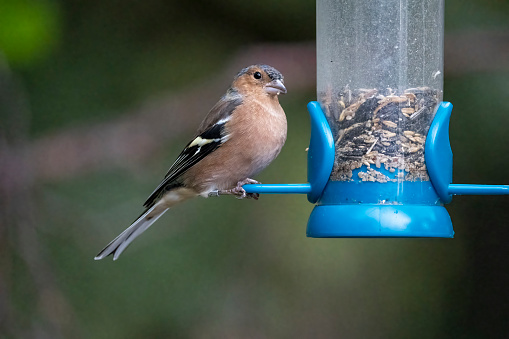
[94,205,169,261]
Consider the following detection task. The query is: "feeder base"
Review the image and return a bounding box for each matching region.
[307,204,453,238]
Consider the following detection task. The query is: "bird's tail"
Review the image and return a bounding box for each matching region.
[94,205,168,261]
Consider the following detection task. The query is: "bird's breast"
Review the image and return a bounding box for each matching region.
[227,98,287,176]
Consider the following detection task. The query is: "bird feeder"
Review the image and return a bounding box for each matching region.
[244,0,508,237]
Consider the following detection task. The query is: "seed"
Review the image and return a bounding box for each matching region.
[337,130,345,143]
[358,89,377,99]
[373,99,392,115]
[401,107,415,114]
[381,141,391,146]
[404,93,417,102]
[390,96,408,103]
[403,130,415,137]
[339,101,363,121]
[410,107,426,120]
[338,109,348,122]
[413,136,425,144]
[383,131,397,138]
[383,120,398,128]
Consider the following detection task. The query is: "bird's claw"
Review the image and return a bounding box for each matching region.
[247,193,260,200]
[233,188,259,200]
[233,178,260,200]
[210,178,260,200]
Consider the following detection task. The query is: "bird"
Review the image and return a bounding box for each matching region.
[94,64,287,260]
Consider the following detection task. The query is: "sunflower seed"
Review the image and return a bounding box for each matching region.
[383,120,398,128]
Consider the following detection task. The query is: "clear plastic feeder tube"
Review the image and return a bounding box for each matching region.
[317,0,444,185]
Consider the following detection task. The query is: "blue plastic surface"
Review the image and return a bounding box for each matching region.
[425,102,453,203]
[243,183,311,194]
[425,102,509,200]
[319,180,441,205]
[307,204,453,238]
[243,101,334,201]
[448,184,509,195]
[306,101,335,203]
[306,174,454,237]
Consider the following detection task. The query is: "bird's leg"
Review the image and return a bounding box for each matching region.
[209,178,261,200]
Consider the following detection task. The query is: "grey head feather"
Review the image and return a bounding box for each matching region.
[236,64,284,81]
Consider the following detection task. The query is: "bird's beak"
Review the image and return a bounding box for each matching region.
[264,79,287,95]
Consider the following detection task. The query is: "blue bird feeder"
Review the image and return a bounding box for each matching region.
[244,0,508,237]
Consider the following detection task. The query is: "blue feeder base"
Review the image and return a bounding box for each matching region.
[307,204,454,238]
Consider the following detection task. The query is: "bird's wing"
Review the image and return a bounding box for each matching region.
[143,94,243,208]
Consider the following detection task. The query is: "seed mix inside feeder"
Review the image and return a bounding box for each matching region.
[322,86,439,182]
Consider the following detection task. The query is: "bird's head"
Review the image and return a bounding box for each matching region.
[232,64,287,97]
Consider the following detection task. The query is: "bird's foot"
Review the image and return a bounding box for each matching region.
[233,178,260,200]
[210,178,261,200]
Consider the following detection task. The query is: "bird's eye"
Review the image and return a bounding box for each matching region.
[253,72,262,79]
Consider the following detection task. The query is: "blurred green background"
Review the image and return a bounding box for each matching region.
[1,0,508,338]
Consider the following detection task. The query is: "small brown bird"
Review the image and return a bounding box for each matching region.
[95,64,287,260]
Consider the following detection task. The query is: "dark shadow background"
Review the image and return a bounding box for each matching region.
[1,0,508,338]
